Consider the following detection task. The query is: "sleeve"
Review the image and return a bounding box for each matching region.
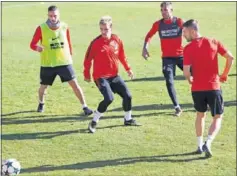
[183,46,192,65]
[144,21,159,43]
[217,40,228,56]
[118,39,131,71]
[30,26,42,51]
[66,28,73,55]
[177,18,184,29]
[83,41,94,79]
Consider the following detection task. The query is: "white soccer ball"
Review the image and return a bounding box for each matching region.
[1,159,21,176]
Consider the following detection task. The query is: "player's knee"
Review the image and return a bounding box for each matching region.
[125,94,132,102]
[213,114,223,119]
[197,112,206,118]
[105,97,114,105]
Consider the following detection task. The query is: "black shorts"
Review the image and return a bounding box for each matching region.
[94,75,131,98]
[192,90,224,116]
[40,65,76,86]
[162,57,183,77]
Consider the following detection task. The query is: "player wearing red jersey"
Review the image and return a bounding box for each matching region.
[142,2,184,117]
[84,16,140,133]
[183,19,234,157]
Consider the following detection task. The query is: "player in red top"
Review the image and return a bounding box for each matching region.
[183,19,234,157]
[142,2,184,117]
[30,5,92,115]
[84,16,140,133]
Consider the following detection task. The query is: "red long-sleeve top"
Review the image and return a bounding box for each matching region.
[30,26,72,55]
[145,18,184,57]
[84,34,131,80]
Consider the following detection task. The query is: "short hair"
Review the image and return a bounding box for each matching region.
[48,5,58,12]
[183,19,199,31]
[160,1,172,8]
[99,16,112,25]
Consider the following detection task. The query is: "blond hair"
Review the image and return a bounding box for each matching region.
[99,16,112,25]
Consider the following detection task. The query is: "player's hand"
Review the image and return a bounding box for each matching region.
[84,78,91,82]
[219,74,228,83]
[142,48,150,60]
[127,70,134,80]
[188,76,193,84]
[36,46,44,52]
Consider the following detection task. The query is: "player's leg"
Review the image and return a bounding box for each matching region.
[37,67,56,112]
[58,65,93,115]
[176,57,183,71]
[162,58,182,116]
[203,90,224,158]
[111,76,139,126]
[88,78,114,133]
[192,91,208,154]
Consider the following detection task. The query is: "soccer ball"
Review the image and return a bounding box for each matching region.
[1,159,21,176]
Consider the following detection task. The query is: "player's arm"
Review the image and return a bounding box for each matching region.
[142,22,159,60]
[66,27,73,56]
[83,42,94,82]
[30,26,44,52]
[183,47,193,84]
[118,39,133,79]
[219,51,234,83]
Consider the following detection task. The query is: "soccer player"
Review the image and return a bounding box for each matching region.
[84,16,139,133]
[30,5,93,115]
[142,2,184,117]
[183,19,234,157]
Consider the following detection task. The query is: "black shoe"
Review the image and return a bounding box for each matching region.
[124,119,141,126]
[202,142,212,158]
[37,103,44,113]
[195,147,203,154]
[174,107,182,117]
[88,121,97,133]
[83,107,93,116]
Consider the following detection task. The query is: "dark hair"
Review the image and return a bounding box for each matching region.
[183,19,199,31]
[48,5,58,12]
[160,2,172,8]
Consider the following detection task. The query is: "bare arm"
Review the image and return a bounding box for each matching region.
[183,65,193,84]
[219,51,234,82]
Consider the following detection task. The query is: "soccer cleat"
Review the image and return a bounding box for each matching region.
[37,103,44,113]
[83,107,93,116]
[195,147,203,154]
[124,119,141,126]
[202,142,213,158]
[174,107,182,117]
[88,121,97,133]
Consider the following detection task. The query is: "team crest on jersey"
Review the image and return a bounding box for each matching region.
[110,40,118,50]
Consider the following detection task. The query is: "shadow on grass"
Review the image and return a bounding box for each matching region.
[2,110,36,117]
[21,152,208,173]
[125,75,185,82]
[1,111,173,125]
[2,125,128,140]
[108,103,194,112]
[229,73,236,77]
[2,100,235,125]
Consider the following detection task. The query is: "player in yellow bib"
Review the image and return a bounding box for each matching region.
[30,5,93,115]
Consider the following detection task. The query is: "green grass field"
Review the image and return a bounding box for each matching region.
[1,2,236,176]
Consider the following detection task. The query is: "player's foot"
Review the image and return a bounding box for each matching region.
[88,121,97,133]
[202,142,212,158]
[195,147,203,154]
[37,103,44,113]
[124,119,141,126]
[83,107,93,116]
[174,107,182,117]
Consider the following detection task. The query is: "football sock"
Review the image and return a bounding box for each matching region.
[82,104,87,109]
[124,110,132,121]
[197,136,203,149]
[93,110,102,123]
